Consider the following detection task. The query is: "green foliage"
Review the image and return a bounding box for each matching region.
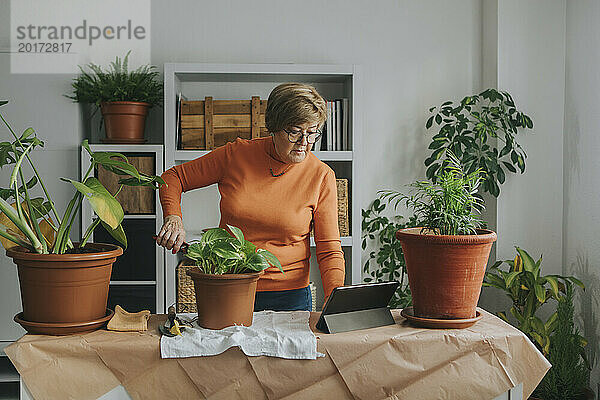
[185,225,283,275]
[0,100,165,254]
[66,51,163,107]
[361,195,418,308]
[534,283,590,400]
[424,88,533,197]
[380,151,484,235]
[484,247,585,355]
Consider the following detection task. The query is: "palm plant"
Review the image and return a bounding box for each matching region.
[380,150,484,235]
[185,225,283,275]
[0,100,164,254]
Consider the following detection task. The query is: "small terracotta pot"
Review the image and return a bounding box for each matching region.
[7,243,122,326]
[100,101,150,143]
[395,228,497,319]
[186,268,263,330]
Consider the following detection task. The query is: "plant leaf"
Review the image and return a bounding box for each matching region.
[63,178,123,229]
[99,220,127,249]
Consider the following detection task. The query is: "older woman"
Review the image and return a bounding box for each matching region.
[156,83,345,311]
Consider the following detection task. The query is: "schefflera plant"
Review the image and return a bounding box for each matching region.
[186,225,283,275]
[0,100,165,254]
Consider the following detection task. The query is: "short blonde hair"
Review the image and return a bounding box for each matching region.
[265,83,327,133]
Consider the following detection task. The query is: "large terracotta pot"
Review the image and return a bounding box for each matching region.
[7,243,122,328]
[186,268,263,330]
[395,228,496,319]
[100,101,150,143]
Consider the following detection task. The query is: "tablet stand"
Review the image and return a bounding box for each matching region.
[320,307,395,334]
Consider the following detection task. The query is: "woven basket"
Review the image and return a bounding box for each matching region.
[336,178,349,237]
[176,261,198,313]
[176,260,317,312]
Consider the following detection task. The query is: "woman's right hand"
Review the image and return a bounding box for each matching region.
[156,215,186,254]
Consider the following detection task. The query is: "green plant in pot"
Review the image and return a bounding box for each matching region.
[424,88,533,197]
[67,51,163,144]
[184,225,283,330]
[484,249,593,400]
[0,100,164,335]
[390,151,497,320]
[483,247,584,355]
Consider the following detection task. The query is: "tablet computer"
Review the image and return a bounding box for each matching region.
[316,281,399,334]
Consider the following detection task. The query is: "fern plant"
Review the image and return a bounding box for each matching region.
[380,150,484,235]
[67,51,163,107]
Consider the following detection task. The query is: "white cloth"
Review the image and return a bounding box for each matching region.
[160,310,324,360]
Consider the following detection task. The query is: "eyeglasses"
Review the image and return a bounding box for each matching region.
[283,128,322,144]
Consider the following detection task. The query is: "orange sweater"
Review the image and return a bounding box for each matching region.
[159,136,345,298]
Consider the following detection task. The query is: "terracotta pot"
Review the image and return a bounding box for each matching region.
[186,268,263,330]
[395,228,497,319]
[7,243,122,327]
[100,101,150,143]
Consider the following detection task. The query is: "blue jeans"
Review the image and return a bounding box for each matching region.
[254,286,312,312]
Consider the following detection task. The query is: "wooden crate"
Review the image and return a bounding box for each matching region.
[97,155,155,214]
[180,97,271,149]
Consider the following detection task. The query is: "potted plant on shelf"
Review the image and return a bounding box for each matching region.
[67,51,163,144]
[0,100,164,335]
[424,88,533,197]
[184,225,283,330]
[390,151,496,321]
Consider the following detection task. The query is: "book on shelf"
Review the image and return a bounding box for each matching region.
[324,98,349,151]
[342,98,349,151]
[336,99,342,151]
[331,101,336,151]
[326,102,332,151]
[175,92,187,149]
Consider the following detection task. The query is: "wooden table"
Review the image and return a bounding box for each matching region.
[7,309,549,400]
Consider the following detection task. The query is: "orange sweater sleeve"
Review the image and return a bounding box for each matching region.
[159,143,231,217]
[313,169,345,299]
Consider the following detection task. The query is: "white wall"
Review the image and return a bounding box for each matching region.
[495,1,566,276]
[0,0,484,340]
[564,0,600,392]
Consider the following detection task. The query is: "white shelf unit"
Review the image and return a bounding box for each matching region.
[0,342,19,399]
[80,144,165,314]
[163,63,362,309]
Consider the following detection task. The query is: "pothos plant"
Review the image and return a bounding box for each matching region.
[424,88,533,197]
[185,225,283,275]
[0,100,165,254]
[484,247,585,356]
[362,197,417,308]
